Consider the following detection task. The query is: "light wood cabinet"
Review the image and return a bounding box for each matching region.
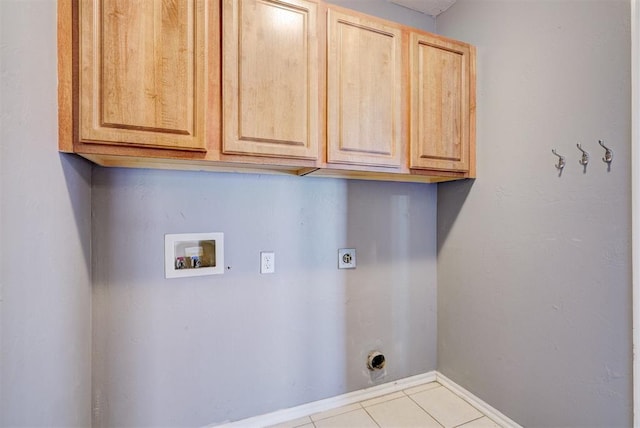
[409,32,475,174]
[79,0,208,151]
[326,8,403,168]
[60,0,475,183]
[222,0,321,160]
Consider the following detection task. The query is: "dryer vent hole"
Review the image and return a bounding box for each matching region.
[367,351,386,371]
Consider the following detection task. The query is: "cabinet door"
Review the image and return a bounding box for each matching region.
[326,9,403,168]
[79,0,207,150]
[410,33,473,172]
[223,0,320,160]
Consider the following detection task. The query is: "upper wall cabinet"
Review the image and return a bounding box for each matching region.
[326,8,403,168]
[222,0,321,160]
[79,0,208,151]
[60,0,475,182]
[409,32,475,173]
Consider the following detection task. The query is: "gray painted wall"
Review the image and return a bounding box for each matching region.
[91,170,437,426]
[0,0,93,426]
[327,0,436,28]
[436,1,632,426]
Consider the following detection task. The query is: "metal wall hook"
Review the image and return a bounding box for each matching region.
[577,143,589,166]
[552,149,566,170]
[598,140,613,164]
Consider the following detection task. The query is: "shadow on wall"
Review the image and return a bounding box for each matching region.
[60,152,93,271]
[437,178,475,254]
[344,179,438,391]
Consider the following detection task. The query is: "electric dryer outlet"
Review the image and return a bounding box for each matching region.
[338,248,356,269]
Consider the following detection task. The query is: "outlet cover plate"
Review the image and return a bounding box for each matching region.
[338,248,356,269]
[260,251,275,274]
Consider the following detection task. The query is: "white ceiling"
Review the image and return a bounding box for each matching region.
[389,0,457,17]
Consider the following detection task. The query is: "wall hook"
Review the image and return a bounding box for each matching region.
[577,143,589,166]
[552,149,566,171]
[598,140,613,164]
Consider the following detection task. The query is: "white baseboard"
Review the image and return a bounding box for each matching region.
[211,371,437,428]
[211,370,521,428]
[436,372,522,428]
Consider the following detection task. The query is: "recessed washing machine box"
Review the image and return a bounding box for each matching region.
[165,232,224,278]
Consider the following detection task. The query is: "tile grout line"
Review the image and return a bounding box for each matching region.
[360,405,383,428]
[436,373,520,427]
[356,400,384,428]
[405,390,446,428]
[310,403,362,424]
[408,385,493,428]
[453,415,487,428]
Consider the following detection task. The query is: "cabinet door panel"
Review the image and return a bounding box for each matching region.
[410,33,471,172]
[80,0,206,150]
[327,9,402,168]
[223,0,319,160]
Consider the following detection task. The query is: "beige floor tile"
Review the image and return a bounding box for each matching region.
[314,409,379,428]
[403,381,441,396]
[361,391,405,408]
[310,403,361,422]
[365,396,442,428]
[410,386,483,428]
[266,416,313,428]
[457,416,502,427]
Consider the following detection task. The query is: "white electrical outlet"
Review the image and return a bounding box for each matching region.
[338,248,356,269]
[260,251,275,274]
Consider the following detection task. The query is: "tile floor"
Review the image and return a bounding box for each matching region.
[268,382,503,428]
